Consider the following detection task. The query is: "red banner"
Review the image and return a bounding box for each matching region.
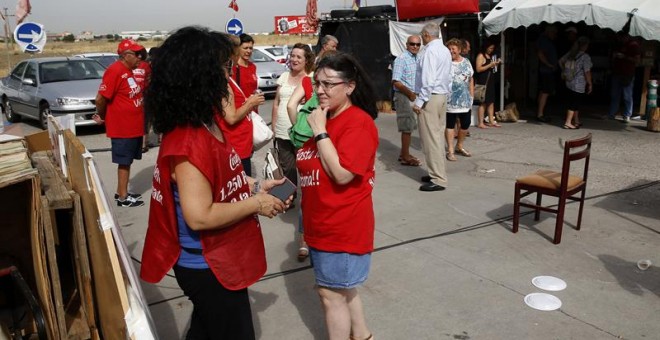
[396,0,479,20]
[274,16,317,34]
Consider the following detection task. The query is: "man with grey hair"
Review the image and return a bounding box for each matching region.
[316,35,338,64]
[413,23,452,192]
[392,35,422,166]
[320,34,338,53]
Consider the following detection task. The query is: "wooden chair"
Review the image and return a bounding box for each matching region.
[513,133,592,244]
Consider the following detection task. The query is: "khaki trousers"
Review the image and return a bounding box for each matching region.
[418,94,447,186]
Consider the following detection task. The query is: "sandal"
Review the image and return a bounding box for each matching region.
[455,148,472,157]
[350,334,373,340]
[141,146,149,153]
[486,122,501,128]
[446,152,457,161]
[297,247,309,262]
[398,156,421,166]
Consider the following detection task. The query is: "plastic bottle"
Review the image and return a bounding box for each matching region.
[492,54,498,73]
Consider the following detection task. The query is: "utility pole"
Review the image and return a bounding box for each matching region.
[2,7,12,71]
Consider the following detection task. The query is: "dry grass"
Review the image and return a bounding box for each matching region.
[0,34,317,76]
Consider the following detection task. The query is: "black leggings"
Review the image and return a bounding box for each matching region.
[446,111,471,130]
[173,265,255,340]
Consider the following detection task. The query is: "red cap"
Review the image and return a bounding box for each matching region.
[117,39,144,54]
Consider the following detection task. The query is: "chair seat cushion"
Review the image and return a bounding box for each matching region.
[516,169,584,191]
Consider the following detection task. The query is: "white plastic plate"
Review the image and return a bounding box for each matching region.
[524,293,562,311]
[532,276,567,291]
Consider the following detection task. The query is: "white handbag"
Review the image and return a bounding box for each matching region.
[251,111,273,150]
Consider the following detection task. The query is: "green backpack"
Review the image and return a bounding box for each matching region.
[289,94,318,148]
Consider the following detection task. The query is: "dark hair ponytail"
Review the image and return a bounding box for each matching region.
[316,52,378,119]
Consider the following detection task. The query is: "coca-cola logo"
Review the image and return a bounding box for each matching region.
[229,152,241,171]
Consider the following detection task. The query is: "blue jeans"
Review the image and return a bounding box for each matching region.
[609,76,634,118]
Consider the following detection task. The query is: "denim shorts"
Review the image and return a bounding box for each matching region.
[111,137,143,165]
[310,248,371,289]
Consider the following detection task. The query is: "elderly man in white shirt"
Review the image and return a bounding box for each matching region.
[412,22,452,192]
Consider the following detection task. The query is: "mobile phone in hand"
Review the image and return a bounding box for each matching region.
[267,178,297,202]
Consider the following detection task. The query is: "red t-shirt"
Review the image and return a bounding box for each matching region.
[98,61,144,138]
[219,79,253,159]
[232,61,258,97]
[296,106,378,254]
[132,61,151,87]
[141,118,266,290]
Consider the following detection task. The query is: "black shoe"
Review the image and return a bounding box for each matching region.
[536,116,551,123]
[419,183,445,192]
[421,175,432,183]
[115,192,142,201]
[117,196,145,207]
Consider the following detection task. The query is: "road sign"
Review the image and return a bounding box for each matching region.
[226,18,243,35]
[14,22,46,53]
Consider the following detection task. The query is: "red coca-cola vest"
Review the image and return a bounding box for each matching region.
[140,118,266,290]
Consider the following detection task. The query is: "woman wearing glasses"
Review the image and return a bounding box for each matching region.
[297,52,378,340]
[141,27,290,339]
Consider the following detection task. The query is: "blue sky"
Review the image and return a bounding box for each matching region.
[2,0,393,34]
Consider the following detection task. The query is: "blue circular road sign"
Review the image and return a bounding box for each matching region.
[226,18,243,35]
[14,22,46,52]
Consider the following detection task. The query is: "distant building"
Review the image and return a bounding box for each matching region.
[120,30,169,40]
[77,31,94,41]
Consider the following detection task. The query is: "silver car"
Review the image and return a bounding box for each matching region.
[251,49,287,95]
[73,52,119,68]
[0,57,105,129]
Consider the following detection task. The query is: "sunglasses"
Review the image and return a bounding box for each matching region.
[407,43,421,47]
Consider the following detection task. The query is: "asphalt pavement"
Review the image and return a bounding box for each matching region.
[7,102,660,339]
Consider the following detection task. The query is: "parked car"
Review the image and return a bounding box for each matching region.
[251,49,287,95]
[0,57,105,129]
[254,45,287,64]
[72,52,119,68]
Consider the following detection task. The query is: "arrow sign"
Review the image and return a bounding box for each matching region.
[14,22,47,53]
[226,18,243,35]
[18,30,41,41]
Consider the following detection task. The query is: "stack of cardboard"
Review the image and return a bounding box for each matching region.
[0,135,37,184]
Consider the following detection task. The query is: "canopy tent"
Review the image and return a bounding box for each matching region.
[483,0,660,41]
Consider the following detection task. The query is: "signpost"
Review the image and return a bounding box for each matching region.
[226,18,243,35]
[14,22,46,53]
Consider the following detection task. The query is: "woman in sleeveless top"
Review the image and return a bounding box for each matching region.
[475,41,502,128]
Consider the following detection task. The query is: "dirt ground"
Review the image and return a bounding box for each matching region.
[0,34,317,76]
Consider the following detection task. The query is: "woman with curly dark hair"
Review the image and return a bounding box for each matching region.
[140,26,290,339]
[297,52,378,340]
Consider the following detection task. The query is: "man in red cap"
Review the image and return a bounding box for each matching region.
[94,39,146,207]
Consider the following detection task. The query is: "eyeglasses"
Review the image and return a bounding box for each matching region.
[407,43,421,47]
[313,80,346,91]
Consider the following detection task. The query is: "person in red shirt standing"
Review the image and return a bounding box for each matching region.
[141,27,289,339]
[133,47,152,153]
[233,34,259,99]
[297,52,379,340]
[221,34,265,176]
[94,39,146,207]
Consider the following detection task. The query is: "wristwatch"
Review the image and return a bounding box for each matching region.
[314,132,330,142]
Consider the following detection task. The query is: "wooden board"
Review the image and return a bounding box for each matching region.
[70,192,100,340]
[41,197,68,338]
[31,151,72,210]
[64,129,129,339]
[31,178,58,340]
